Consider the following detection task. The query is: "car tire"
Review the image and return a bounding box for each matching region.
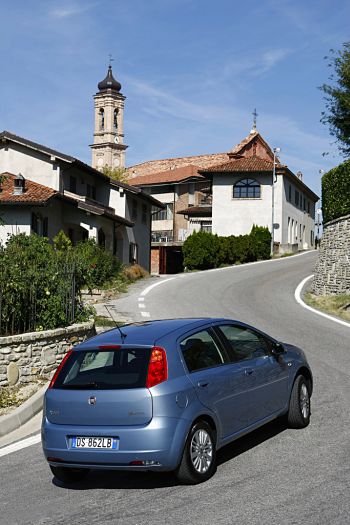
[50,465,89,484]
[287,375,311,429]
[175,420,216,485]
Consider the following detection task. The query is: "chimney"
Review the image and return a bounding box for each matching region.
[296,171,303,181]
[13,173,25,195]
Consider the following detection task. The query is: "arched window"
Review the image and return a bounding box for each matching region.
[114,108,118,130]
[99,108,105,130]
[233,178,261,198]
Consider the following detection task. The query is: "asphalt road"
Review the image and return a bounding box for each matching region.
[1,251,350,525]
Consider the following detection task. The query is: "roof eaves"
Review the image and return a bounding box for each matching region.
[0,131,75,163]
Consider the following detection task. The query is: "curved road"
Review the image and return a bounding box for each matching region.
[1,251,349,525]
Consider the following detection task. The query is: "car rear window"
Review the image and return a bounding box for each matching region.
[53,348,151,390]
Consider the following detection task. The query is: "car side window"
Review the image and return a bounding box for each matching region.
[218,325,270,362]
[180,329,225,372]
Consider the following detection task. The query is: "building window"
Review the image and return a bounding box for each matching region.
[98,228,105,249]
[295,190,299,207]
[233,178,260,198]
[142,204,147,224]
[152,203,173,221]
[307,201,310,214]
[131,200,138,220]
[87,184,96,200]
[114,109,118,130]
[288,184,292,201]
[31,213,38,234]
[99,108,105,130]
[43,217,48,237]
[68,228,74,244]
[69,176,77,194]
[129,242,138,263]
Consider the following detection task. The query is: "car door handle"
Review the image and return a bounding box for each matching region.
[197,381,209,388]
[245,369,254,376]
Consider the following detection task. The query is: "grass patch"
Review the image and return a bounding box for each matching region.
[304,293,350,322]
[94,315,117,328]
[0,386,19,409]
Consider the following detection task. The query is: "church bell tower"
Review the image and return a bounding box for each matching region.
[90,65,128,170]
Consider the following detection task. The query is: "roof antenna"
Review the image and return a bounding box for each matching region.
[105,305,127,342]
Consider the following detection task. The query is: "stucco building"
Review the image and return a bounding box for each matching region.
[129,130,318,273]
[0,67,163,271]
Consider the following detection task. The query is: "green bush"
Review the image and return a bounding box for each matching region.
[182,226,271,271]
[183,231,222,270]
[73,238,122,292]
[0,234,124,335]
[250,225,271,260]
[322,160,350,223]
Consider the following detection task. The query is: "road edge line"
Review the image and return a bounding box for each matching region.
[140,277,175,297]
[295,275,350,329]
[0,433,41,458]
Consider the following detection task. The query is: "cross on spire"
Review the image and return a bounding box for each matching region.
[108,54,114,67]
[252,108,258,132]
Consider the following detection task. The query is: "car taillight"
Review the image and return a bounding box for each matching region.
[146,346,168,388]
[48,349,73,389]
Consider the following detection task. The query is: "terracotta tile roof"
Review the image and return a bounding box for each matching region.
[177,205,212,217]
[228,131,259,156]
[0,173,56,204]
[130,165,205,186]
[200,156,282,173]
[126,153,230,178]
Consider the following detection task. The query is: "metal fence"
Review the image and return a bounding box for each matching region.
[0,262,79,337]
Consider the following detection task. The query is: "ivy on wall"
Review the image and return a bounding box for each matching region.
[322,160,350,223]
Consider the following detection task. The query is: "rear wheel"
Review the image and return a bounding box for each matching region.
[175,420,216,485]
[50,465,89,484]
[287,375,311,428]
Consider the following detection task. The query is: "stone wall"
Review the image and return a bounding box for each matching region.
[0,321,95,387]
[313,214,350,295]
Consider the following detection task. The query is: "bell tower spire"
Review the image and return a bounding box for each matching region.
[90,61,128,171]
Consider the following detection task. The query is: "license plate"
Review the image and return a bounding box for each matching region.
[71,437,119,449]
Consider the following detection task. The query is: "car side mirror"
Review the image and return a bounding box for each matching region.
[271,342,285,356]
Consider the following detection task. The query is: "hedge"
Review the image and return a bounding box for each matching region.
[183,226,271,270]
[322,160,350,223]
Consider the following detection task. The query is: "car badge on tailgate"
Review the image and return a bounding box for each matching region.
[88,396,97,405]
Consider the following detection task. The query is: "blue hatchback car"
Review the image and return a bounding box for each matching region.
[42,318,312,484]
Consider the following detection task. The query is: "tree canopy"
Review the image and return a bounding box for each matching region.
[320,42,350,157]
[102,165,129,183]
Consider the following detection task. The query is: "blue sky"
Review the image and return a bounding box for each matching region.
[1,0,349,194]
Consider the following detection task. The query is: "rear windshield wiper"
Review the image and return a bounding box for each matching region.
[60,382,101,389]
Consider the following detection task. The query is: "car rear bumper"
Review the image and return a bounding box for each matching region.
[42,416,189,472]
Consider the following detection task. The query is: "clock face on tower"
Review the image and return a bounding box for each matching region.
[114,136,119,144]
[113,157,120,167]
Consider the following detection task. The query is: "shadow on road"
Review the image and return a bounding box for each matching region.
[52,418,287,490]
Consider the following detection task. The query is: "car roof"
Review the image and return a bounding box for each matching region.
[76,318,233,349]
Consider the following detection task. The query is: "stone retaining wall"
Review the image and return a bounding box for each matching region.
[0,321,95,387]
[313,214,350,295]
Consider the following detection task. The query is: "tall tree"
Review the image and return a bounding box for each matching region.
[320,42,350,157]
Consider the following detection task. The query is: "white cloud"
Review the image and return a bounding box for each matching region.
[50,3,97,19]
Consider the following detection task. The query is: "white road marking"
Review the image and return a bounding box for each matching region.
[0,433,41,458]
[138,297,145,302]
[140,277,175,297]
[295,274,350,329]
[138,304,146,309]
[141,311,150,318]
